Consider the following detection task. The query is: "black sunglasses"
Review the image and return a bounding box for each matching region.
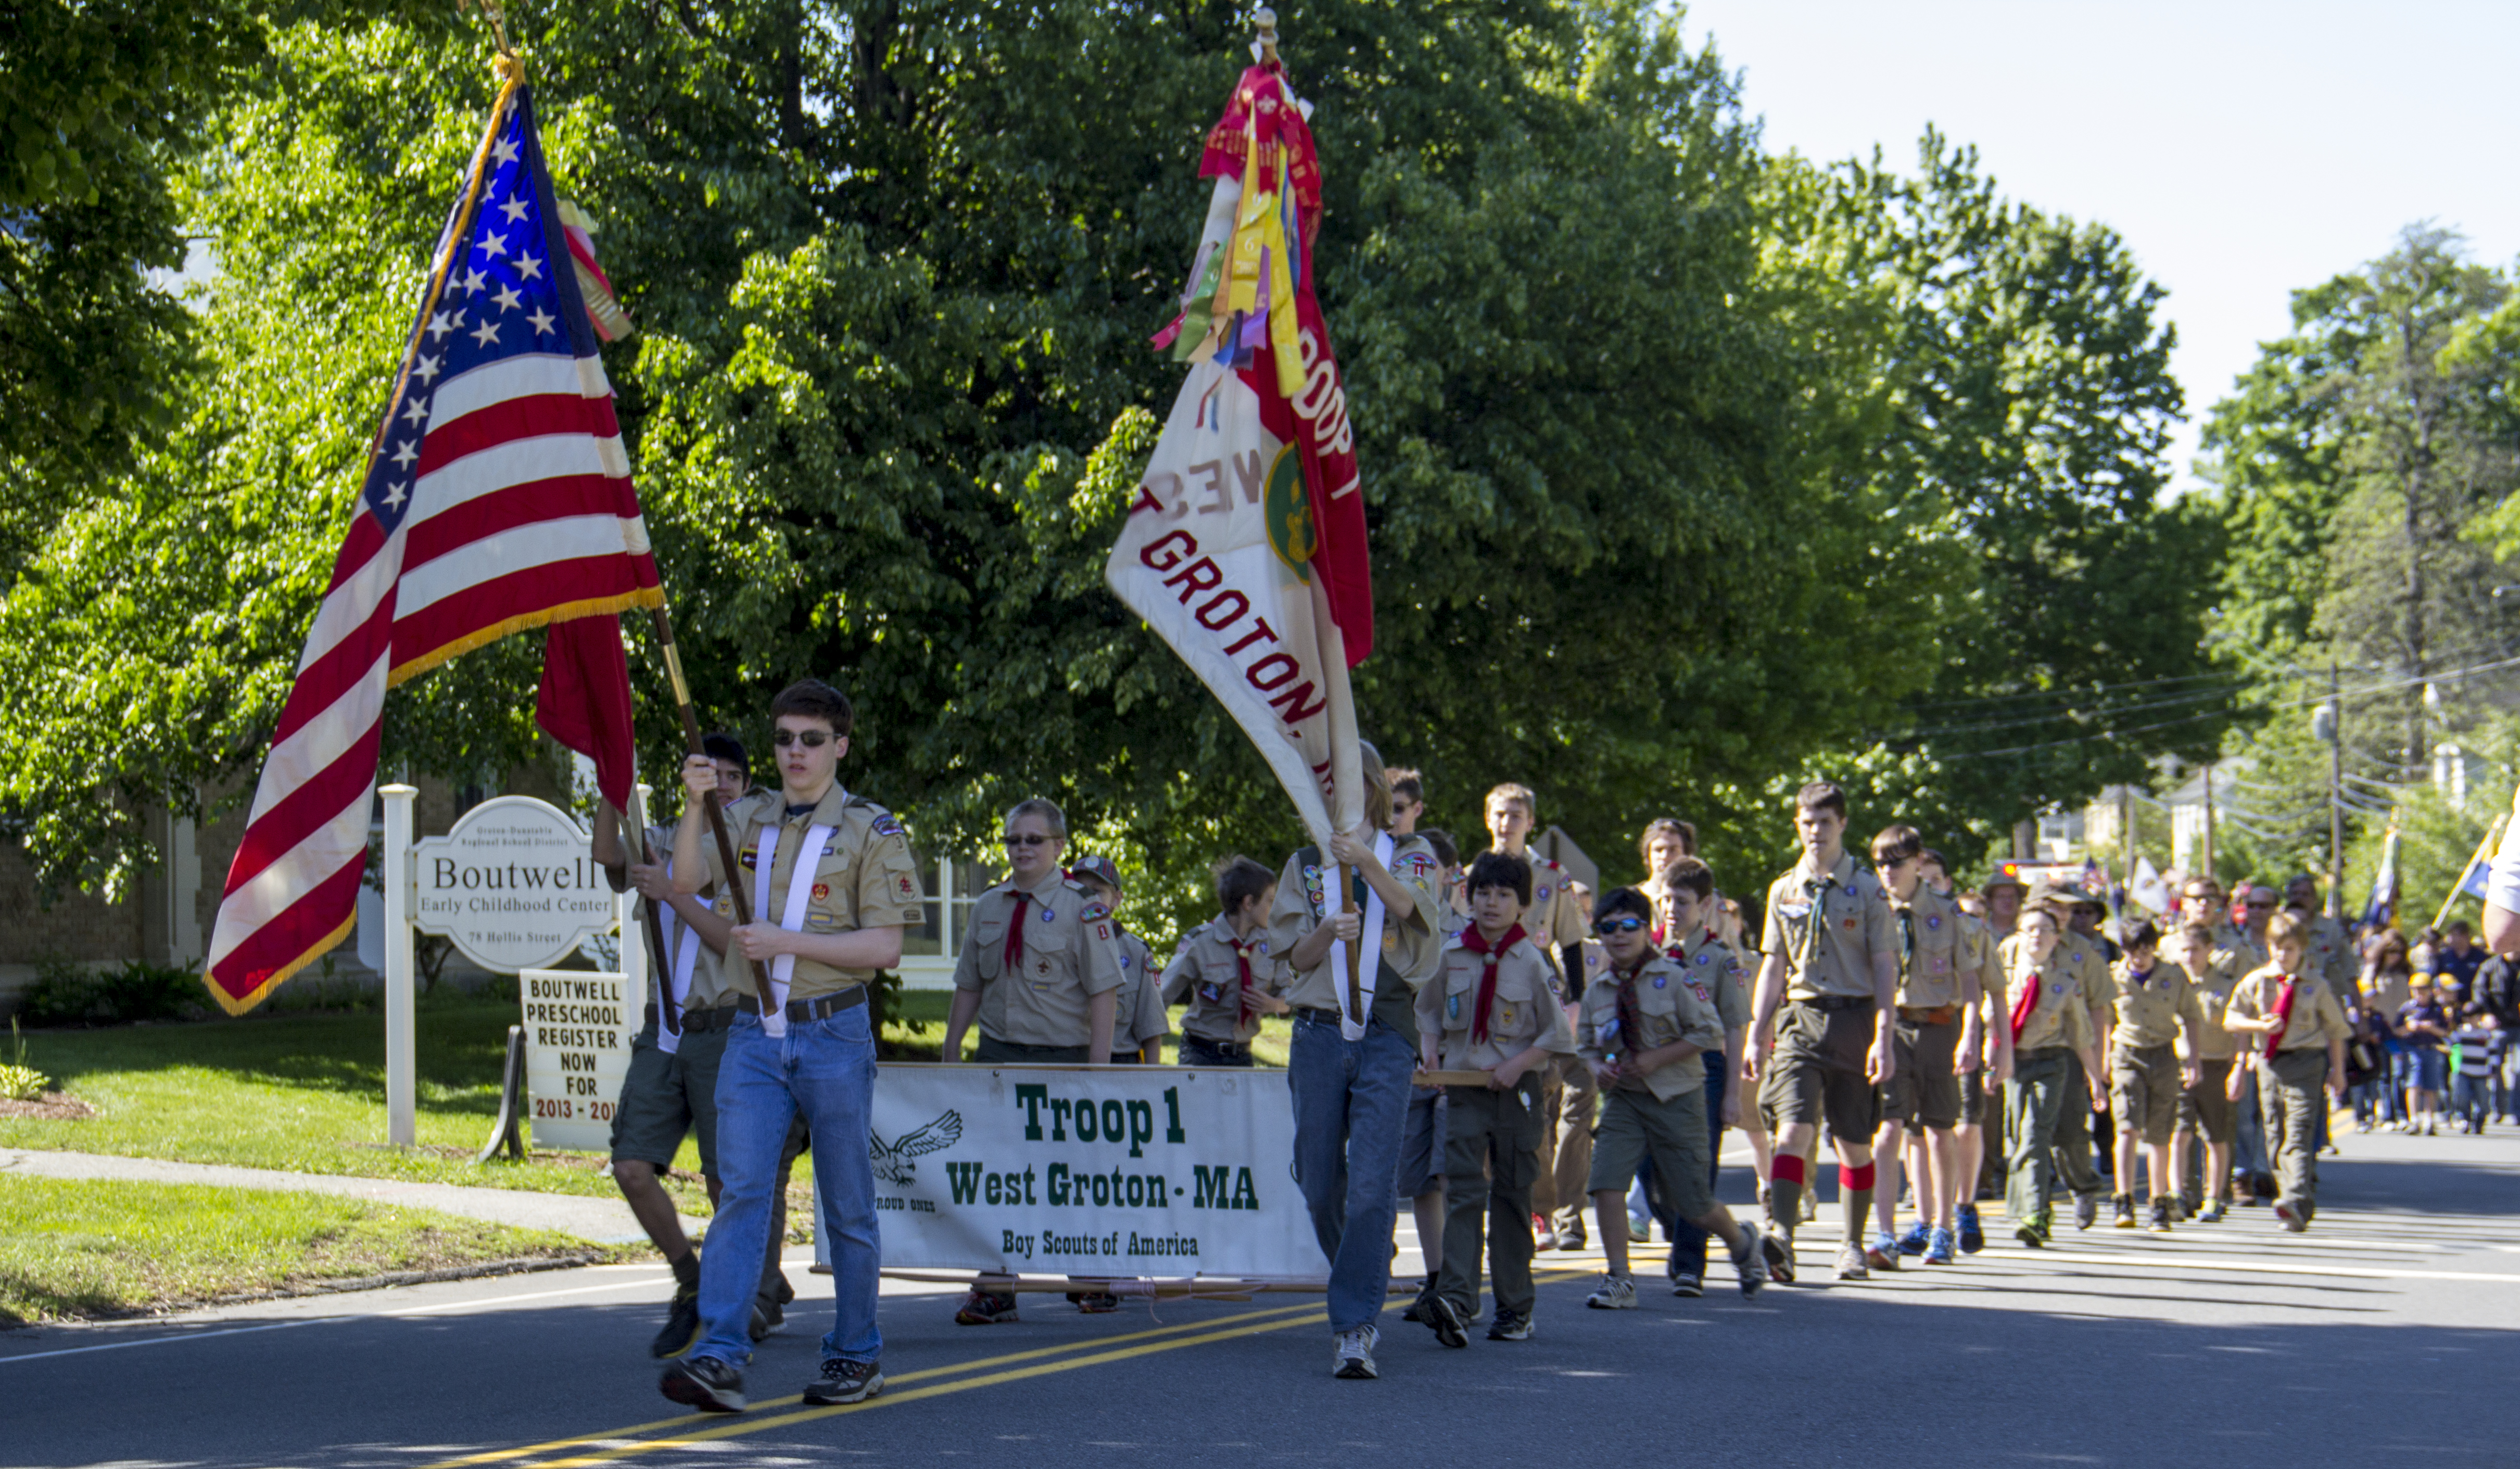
[771,729,831,749]
[1003,833,1054,847]
[1595,916,1648,935]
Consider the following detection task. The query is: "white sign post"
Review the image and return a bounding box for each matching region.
[381,784,418,1147]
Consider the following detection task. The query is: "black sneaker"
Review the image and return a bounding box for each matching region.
[1668,1267,1704,1298]
[1485,1309,1533,1341]
[1401,1274,1438,1323]
[651,1284,703,1360]
[749,1298,783,1341]
[803,1357,883,1406]
[660,1356,746,1413]
[1422,1291,1468,1349]
[1761,1229,1797,1285]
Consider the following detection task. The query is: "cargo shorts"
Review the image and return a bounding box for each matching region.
[1884,1014,1962,1132]
[2112,1042,2182,1145]
[1760,997,1882,1142]
[2177,1057,2238,1144]
[610,1019,730,1177]
[1587,1081,1714,1222]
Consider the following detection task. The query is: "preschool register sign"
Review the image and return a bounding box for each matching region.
[867,1065,1315,1277]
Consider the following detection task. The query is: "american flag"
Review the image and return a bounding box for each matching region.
[206,80,661,1014]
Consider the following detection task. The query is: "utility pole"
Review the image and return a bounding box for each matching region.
[2329,661,2345,920]
[2201,762,2217,884]
[2120,784,2135,888]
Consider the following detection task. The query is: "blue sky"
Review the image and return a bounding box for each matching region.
[1678,0,2520,492]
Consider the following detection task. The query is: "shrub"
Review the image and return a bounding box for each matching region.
[19,957,207,1027]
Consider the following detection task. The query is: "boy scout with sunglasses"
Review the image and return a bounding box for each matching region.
[1749,781,1900,1284]
[1415,852,1577,1348]
[1867,825,1986,1269]
[1581,885,1770,1310]
[657,681,922,1415]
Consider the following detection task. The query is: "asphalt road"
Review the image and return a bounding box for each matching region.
[9,1126,2520,1469]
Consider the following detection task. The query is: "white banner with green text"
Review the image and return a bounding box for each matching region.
[867,1065,1314,1277]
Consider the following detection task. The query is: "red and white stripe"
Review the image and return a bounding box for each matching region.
[207,350,658,1010]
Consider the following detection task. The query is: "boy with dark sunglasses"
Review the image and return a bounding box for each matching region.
[1580,886,1769,1309]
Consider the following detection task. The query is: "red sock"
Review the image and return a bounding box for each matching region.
[1841,1162,1876,1191]
[1772,1155,1807,1186]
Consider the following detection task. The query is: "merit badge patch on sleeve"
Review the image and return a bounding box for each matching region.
[870,815,905,838]
[896,874,917,900]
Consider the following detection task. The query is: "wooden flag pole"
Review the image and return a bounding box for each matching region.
[2428,812,2508,935]
[618,784,686,1036]
[645,604,774,1009]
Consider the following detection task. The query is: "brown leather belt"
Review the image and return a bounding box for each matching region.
[1899,1005,1957,1024]
[736,985,869,1022]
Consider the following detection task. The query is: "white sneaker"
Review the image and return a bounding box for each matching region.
[1628,1212,1654,1240]
[1585,1272,1637,1310]
[1332,1325,1378,1379]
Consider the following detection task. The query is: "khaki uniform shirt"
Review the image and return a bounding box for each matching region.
[1762,852,1897,1001]
[1418,931,1577,1072]
[1161,917,1288,1045]
[1578,952,1726,1100]
[694,788,922,1002]
[2107,957,2197,1052]
[2179,953,2244,1061]
[1961,912,2007,1018]
[2226,966,2353,1053]
[2302,913,2356,992]
[1111,930,1171,1054]
[1468,849,1587,978]
[2010,948,2095,1054]
[1893,885,1977,1010]
[952,873,1124,1048]
[1670,925,1752,1035]
[1268,838,1444,1036]
[604,820,736,1013]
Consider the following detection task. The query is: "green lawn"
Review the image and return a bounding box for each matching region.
[0,1174,612,1324]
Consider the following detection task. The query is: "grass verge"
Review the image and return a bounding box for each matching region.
[0,1174,619,1325]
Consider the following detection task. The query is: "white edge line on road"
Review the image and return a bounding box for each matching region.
[0,1269,676,1365]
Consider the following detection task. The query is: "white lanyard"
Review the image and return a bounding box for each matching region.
[1322,832,1395,1041]
[652,856,702,1056]
[751,820,835,1038]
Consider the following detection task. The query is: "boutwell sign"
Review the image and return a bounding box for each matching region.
[411,795,613,972]
[868,1065,1316,1277]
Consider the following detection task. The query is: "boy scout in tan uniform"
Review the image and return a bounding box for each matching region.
[2172,920,2246,1221]
[1415,852,1576,1346]
[1578,887,1768,1310]
[2002,907,2104,1247]
[1163,865,1293,1068]
[2000,884,2110,1231]
[1750,782,1900,1284]
[1469,783,1594,1248]
[2100,917,2204,1232]
[2284,874,2358,993]
[1867,826,1983,1269]
[2222,912,2352,1231]
[1653,861,1753,1291]
[1067,855,1170,1063]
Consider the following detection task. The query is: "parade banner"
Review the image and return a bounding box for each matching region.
[867,1065,1315,1278]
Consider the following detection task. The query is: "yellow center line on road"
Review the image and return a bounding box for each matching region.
[450,1267,1598,1469]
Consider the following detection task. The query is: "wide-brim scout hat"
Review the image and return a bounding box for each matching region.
[1982,871,2026,896]
[1067,854,1124,892]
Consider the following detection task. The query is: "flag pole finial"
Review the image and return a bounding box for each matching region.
[471,0,520,64]
[1252,6,1279,65]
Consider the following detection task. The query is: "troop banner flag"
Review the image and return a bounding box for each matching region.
[206,75,662,1015]
[1108,55,1370,844]
[868,1066,1315,1278]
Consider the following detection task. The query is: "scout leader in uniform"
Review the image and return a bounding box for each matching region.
[1576,885,1770,1312]
[1746,781,1899,1285]
[1866,825,1988,1271]
[1068,854,1172,1065]
[2000,905,2105,1248]
[941,796,1127,1328]
[1161,855,1292,1068]
[2221,910,2352,1232]
[1470,783,1595,1250]
[1268,741,1443,1382]
[595,733,799,1359]
[659,680,924,1416]
[1411,852,1577,1350]
[1652,855,1753,1296]
[2000,883,2111,1232]
[2101,916,2205,1232]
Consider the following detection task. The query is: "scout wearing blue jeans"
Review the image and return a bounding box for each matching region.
[657,679,923,1414]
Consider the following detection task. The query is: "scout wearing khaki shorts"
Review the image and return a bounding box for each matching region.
[1653,855,1752,1295]
[1749,781,1900,1284]
[1068,855,1171,1065]
[1578,886,1769,1311]
[1959,869,2026,1246]
[1867,825,1983,1270]
[1470,784,1594,1249]
[2171,919,2243,1221]
[2222,911,2352,1232]
[2101,916,2203,1232]
[1414,852,1576,1348]
[1162,855,1291,1068]
[942,797,1125,1326]
[2001,905,2104,1248]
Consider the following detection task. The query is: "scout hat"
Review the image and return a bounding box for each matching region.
[1982,870,2025,896]
[1067,854,1124,893]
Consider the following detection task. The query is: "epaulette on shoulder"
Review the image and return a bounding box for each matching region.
[1061,876,1090,892]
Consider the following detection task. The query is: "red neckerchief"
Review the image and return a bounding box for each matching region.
[2009,955,2044,1046]
[1003,890,1032,971]
[2267,974,2300,1053]
[1459,922,1528,1044]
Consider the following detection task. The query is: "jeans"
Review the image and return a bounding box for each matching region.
[2233,1066,2271,1180]
[695,1007,881,1367]
[2385,1044,2411,1122]
[2453,1073,2491,1129]
[1288,1011,1413,1334]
